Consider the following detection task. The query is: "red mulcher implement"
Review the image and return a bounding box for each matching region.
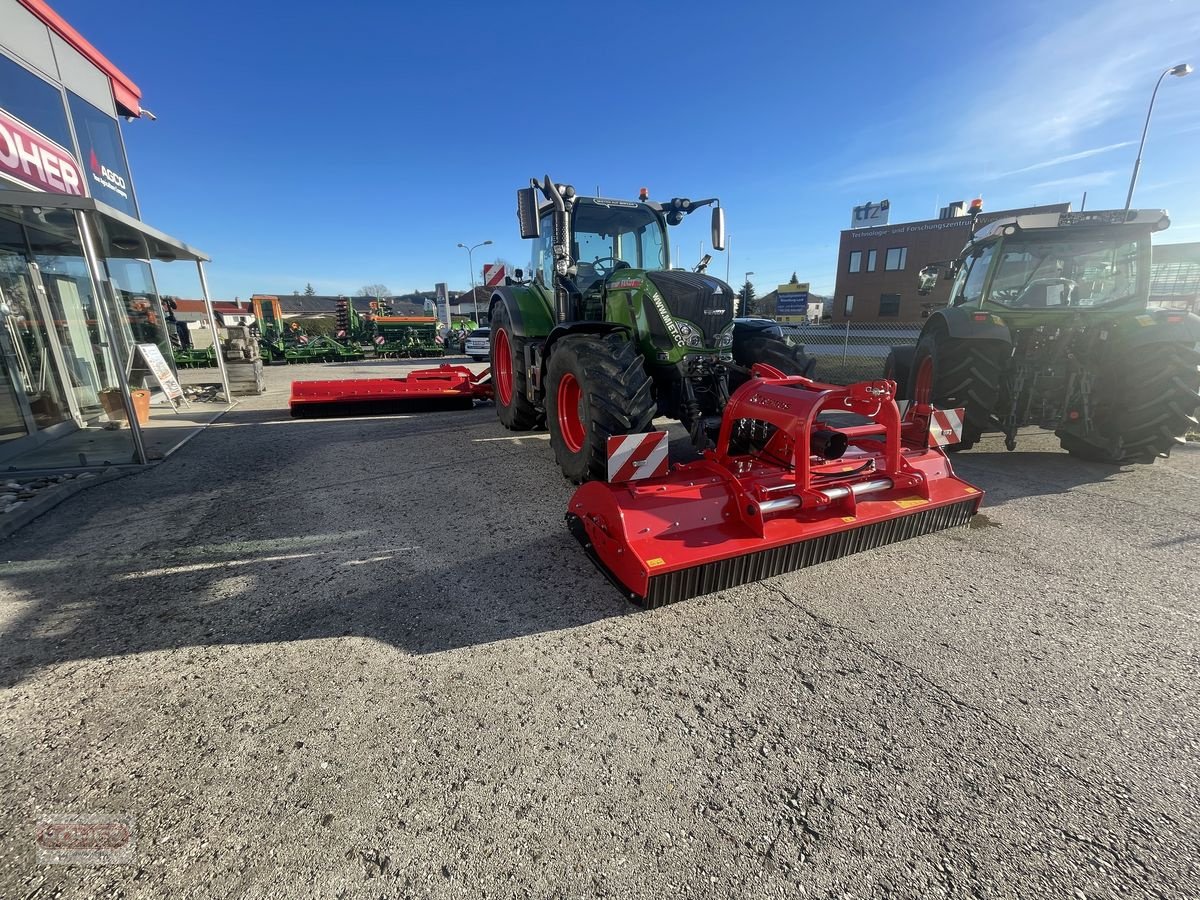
[567,367,983,607]
[289,365,493,417]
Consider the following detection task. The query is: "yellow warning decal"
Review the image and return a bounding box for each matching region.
[894,497,929,509]
[646,557,666,568]
[841,516,856,523]
[964,486,979,494]
[1136,314,1154,327]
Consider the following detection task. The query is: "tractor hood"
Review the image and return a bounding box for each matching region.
[644,271,736,339]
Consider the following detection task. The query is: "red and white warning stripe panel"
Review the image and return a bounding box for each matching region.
[483,264,507,288]
[928,407,965,447]
[606,431,669,483]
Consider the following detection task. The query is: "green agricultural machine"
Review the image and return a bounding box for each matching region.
[488,176,813,482]
[886,207,1200,463]
[333,296,444,358]
[251,295,364,364]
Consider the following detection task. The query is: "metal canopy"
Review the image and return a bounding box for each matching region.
[0,190,210,262]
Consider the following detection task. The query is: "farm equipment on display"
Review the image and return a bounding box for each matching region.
[289,365,492,416]
[334,296,445,358]
[885,206,1200,463]
[252,295,364,364]
[488,175,981,603]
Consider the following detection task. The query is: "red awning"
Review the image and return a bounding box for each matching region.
[17,0,144,118]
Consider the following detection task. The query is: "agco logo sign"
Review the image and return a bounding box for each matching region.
[89,149,128,198]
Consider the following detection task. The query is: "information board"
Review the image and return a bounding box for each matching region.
[136,343,185,402]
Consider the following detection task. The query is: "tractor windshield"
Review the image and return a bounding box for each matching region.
[571,201,667,292]
[987,233,1144,309]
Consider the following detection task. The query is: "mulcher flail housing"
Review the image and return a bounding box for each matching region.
[567,366,983,607]
[288,365,492,417]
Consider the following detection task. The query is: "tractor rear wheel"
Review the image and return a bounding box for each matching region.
[1060,342,1200,464]
[490,303,541,431]
[909,332,1006,452]
[730,335,816,392]
[546,333,656,483]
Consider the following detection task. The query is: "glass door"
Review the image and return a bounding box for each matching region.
[0,245,74,435]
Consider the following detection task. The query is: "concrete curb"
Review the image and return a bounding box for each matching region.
[0,469,131,542]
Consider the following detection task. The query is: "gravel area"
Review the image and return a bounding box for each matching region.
[0,357,1197,899]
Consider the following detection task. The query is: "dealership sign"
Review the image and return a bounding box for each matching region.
[88,147,128,202]
[850,200,890,229]
[0,107,85,196]
[776,282,810,316]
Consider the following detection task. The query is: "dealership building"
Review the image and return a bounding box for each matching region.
[0,0,226,468]
[832,201,1071,322]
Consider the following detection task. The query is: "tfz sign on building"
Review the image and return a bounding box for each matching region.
[0,106,85,196]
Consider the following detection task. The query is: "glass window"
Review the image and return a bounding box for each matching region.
[867,249,877,272]
[67,92,138,218]
[0,53,73,151]
[844,294,855,316]
[885,247,907,271]
[879,293,901,317]
[532,215,554,288]
[988,236,1141,308]
[571,201,667,293]
[953,246,995,306]
[848,251,862,274]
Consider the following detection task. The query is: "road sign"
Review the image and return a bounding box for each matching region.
[483,264,506,288]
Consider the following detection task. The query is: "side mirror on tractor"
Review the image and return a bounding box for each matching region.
[517,187,540,239]
[711,207,725,252]
[917,265,939,296]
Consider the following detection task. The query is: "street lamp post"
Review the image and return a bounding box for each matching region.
[741,271,754,316]
[456,239,493,320]
[1124,62,1192,211]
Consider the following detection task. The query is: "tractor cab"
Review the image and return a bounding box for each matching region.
[529,197,668,295]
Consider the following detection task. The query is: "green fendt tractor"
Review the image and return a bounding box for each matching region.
[886,208,1200,463]
[488,176,813,482]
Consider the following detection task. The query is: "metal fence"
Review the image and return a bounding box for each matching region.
[779,322,923,385]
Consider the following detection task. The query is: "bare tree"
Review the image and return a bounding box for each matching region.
[357,284,391,298]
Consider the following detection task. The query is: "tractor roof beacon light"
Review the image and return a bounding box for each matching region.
[639,187,649,201]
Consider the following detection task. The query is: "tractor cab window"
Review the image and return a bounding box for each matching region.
[532,215,554,288]
[952,245,994,307]
[571,201,667,292]
[987,236,1141,308]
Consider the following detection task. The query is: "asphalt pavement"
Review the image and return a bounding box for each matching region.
[1,357,1196,899]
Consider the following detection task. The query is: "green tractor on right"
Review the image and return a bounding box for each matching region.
[886,207,1200,463]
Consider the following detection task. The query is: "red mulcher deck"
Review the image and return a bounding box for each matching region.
[567,369,983,607]
[289,366,493,417]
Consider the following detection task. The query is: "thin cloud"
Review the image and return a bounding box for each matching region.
[1028,170,1119,193]
[994,142,1134,179]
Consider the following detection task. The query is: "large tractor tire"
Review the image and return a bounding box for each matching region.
[1059,342,1200,464]
[884,346,915,400]
[490,303,541,431]
[730,335,816,393]
[546,333,656,483]
[909,331,1006,452]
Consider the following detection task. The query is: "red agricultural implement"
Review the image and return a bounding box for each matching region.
[566,367,983,607]
[289,365,492,417]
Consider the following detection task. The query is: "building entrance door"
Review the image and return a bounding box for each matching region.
[0,245,78,441]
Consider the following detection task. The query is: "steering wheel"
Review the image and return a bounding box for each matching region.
[589,257,626,278]
[1011,277,1077,307]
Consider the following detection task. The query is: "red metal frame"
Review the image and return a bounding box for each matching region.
[18,1,143,117]
[568,369,983,600]
[289,365,492,412]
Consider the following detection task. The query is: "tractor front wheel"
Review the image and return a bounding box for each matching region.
[909,332,1005,452]
[490,303,541,431]
[546,333,656,483]
[730,335,816,393]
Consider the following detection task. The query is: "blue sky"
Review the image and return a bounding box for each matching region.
[54,0,1200,301]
